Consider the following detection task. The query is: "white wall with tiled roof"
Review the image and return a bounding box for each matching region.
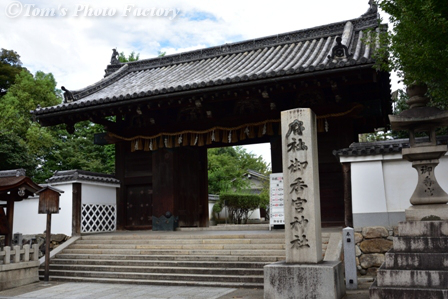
[341,153,448,227]
[10,180,118,236]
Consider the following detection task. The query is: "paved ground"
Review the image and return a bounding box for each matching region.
[0,280,371,299]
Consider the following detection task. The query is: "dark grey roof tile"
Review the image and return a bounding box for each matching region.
[333,136,448,157]
[46,169,120,185]
[32,14,383,116]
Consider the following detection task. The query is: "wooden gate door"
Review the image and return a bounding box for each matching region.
[126,185,153,229]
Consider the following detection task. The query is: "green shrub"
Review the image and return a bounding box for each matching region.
[220,193,262,224]
[211,201,223,220]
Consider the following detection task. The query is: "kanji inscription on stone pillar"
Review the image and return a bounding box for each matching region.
[281,108,322,263]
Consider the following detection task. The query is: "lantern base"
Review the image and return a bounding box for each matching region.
[405,204,448,221]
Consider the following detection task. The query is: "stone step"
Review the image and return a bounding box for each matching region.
[42,231,335,288]
[39,275,263,289]
[370,280,448,298]
[55,253,285,262]
[376,267,448,289]
[398,221,448,237]
[385,250,448,270]
[393,236,448,252]
[79,233,287,240]
[68,243,286,250]
[60,248,286,256]
[76,238,285,245]
[44,264,264,276]
[40,269,264,284]
[50,258,268,269]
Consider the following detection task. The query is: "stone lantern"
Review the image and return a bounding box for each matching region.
[389,84,448,219]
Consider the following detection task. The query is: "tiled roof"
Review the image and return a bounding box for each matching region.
[0,169,26,178]
[0,169,41,195]
[333,136,448,157]
[33,12,383,117]
[246,169,269,181]
[46,169,120,185]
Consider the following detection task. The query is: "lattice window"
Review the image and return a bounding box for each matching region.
[81,204,116,233]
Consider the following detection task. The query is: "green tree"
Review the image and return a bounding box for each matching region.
[207,146,269,194]
[0,48,28,96]
[0,69,59,177]
[220,193,263,224]
[118,51,140,62]
[34,122,115,182]
[376,0,448,105]
[0,133,37,175]
[0,70,60,137]
[0,64,114,182]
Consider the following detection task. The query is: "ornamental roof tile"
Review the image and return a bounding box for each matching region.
[333,136,448,157]
[46,169,120,185]
[33,12,382,116]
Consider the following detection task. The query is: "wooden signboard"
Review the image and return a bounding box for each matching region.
[37,187,63,214]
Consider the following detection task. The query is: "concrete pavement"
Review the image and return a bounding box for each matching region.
[0,280,372,299]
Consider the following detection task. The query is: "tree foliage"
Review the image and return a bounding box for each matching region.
[118,51,140,63]
[0,69,61,177]
[207,146,269,194]
[219,193,262,224]
[0,50,115,182]
[0,48,27,96]
[33,122,115,182]
[376,0,448,104]
[0,70,60,137]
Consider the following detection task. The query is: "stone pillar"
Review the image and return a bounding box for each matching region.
[343,227,357,290]
[264,108,345,299]
[281,108,322,263]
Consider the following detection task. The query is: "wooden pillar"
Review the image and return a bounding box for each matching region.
[72,183,82,236]
[198,147,209,227]
[115,141,126,230]
[5,199,14,247]
[152,148,175,219]
[270,136,283,173]
[342,162,353,227]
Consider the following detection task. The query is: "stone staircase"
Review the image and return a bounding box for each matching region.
[39,231,331,288]
[370,221,448,298]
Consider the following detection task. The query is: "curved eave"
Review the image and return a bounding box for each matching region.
[34,63,378,125]
[389,110,448,131]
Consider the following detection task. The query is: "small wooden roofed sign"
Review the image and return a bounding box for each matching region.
[0,169,41,245]
[36,186,64,214]
[30,6,391,228]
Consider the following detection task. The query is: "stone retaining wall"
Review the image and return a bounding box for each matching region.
[0,244,40,291]
[354,226,396,276]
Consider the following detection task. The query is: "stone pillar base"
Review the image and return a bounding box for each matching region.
[405,204,448,221]
[264,261,345,299]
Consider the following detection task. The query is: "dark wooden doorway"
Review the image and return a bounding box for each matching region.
[126,185,153,229]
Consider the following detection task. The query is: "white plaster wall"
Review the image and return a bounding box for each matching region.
[42,184,73,235]
[10,181,120,236]
[435,156,448,191]
[81,183,118,205]
[382,158,415,212]
[351,159,388,214]
[9,197,46,235]
[344,153,448,220]
[12,184,73,235]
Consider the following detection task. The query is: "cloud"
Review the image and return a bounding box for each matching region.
[0,0,380,90]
